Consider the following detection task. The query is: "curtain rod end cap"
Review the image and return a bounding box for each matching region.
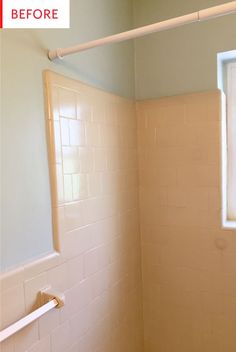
[48,49,63,61]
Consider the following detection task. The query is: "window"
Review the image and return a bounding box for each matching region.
[218,50,236,228]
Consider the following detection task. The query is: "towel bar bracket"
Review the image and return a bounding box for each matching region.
[40,288,65,308]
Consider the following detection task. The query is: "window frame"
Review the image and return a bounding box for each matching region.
[219,52,236,229]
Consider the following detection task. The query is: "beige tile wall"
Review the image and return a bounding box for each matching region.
[137,90,236,352]
[0,72,143,352]
[1,81,236,352]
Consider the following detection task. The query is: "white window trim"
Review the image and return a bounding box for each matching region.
[221,58,236,229]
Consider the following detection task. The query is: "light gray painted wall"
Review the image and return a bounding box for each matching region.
[0,0,134,271]
[134,0,236,99]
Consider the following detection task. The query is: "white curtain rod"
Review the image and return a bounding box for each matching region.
[48,1,236,61]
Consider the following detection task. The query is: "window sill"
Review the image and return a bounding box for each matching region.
[222,219,236,230]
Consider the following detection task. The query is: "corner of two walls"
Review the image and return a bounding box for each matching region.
[2,75,236,352]
[1,0,236,351]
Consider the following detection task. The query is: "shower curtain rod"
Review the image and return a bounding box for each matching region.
[48,1,236,61]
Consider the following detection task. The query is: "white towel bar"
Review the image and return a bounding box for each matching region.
[0,290,65,343]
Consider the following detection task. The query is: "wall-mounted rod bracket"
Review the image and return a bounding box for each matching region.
[40,288,65,308]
